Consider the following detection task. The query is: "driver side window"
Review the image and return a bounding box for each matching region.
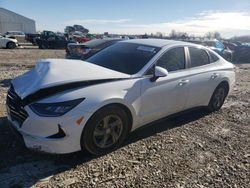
[156,47,185,72]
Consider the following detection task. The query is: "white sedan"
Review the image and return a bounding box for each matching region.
[6,39,235,155]
[0,35,18,49]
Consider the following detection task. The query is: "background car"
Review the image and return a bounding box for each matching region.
[223,41,238,52]
[66,38,123,60]
[233,43,250,63]
[0,35,18,49]
[4,31,26,43]
[7,39,235,155]
[36,30,74,49]
[202,39,233,62]
[70,31,92,43]
[25,33,40,45]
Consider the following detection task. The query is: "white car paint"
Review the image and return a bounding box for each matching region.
[4,31,26,43]
[12,59,131,99]
[0,35,18,48]
[6,39,235,154]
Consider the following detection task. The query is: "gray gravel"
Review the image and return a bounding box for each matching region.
[0,49,249,188]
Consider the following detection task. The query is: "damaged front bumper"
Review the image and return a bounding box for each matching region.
[7,108,92,154]
[8,119,67,153]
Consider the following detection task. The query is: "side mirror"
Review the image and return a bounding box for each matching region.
[150,66,168,82]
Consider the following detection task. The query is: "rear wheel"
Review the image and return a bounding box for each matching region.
[81,105,130,155]
[38,41,47,49]
[6,42,16,49]
[207,83,228,112]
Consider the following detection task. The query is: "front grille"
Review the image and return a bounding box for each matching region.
[6,85,28,127]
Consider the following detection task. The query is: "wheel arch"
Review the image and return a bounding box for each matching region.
[99,103,133,130]
[208,79,230,104]
[80,101,134,153]
[218,80,230,94]
[85,101,135,132]
[6,41,16,49]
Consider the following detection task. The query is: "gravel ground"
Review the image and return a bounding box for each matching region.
[0,49,249,188]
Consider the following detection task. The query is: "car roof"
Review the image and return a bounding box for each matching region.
[120,39,191,47]
[7,31,24,33]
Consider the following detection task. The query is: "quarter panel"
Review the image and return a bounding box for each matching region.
[184,60,235,108]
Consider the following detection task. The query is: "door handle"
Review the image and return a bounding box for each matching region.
[178,79,189,86]
[211,73,219,79]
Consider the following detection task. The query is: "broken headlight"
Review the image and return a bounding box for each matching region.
[30,98,85,117]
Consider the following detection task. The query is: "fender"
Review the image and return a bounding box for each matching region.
[84,98,139,130]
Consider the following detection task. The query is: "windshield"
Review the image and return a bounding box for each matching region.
[87,42,160,75]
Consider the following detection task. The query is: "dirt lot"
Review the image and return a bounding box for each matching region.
[0,49,249,188]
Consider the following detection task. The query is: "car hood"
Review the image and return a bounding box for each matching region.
[12,59,131,99]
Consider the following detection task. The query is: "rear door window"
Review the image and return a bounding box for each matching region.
[189,47,210,68]
[156,47,185,72]
[208,51,219,63]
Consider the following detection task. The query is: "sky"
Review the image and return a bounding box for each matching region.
[1,0,250,38]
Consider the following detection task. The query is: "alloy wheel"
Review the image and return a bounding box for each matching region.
[93,115,123,149]
[8,42,16,49]
[212,87,225,108]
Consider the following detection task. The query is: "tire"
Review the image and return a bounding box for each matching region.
[207,83,229,112]
[81,105,130,155]
[41,44,47,49]
[6,42,16,49]
[38,41,47,49]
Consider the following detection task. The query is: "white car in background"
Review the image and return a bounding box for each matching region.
[6,39,235,155]
[4,31,26,43]
[0,35,18,49]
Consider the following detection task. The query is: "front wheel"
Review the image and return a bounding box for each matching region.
[6,42,16,49]
[81,105,130,155]
[207,83,228,112]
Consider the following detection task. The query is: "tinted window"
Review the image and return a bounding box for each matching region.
[156,47,185,72]
[189,47,210,68]
[87,42,160,75]
[209,51,219,63]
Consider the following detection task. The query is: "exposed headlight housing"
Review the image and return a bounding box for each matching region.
[30,98,85,117]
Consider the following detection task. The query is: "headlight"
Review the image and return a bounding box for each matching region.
[30,98,85,117]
